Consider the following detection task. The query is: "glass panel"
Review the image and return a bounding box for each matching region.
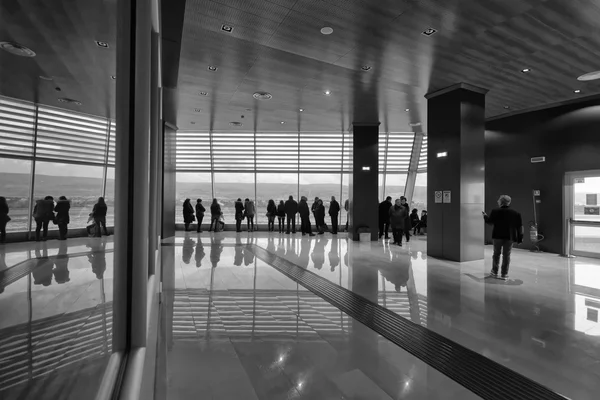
[379,173,385,200]
[418,135,427,171]
[256,173,298,225]
[573,225,600,256]
[175,172,212,224]
[105,167,116,227]
[213,173,254,223]
[33,162,104,229]
[412,172,428,211]
[0,158,32,232]
[341,173,349,225]
[0,96,36,158]
[573,176,600,221]
[384,173,407,200]
[299,174,341,226]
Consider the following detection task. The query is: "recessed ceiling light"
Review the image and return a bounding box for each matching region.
[191,122,196,125]
[521,68,531,73]
[253,91,272,100]
[574,89,582,93]
[194,108,202,112]
[95,41,109,48]
[55,87,62,92]
[324,90,331,96]
[58,98,68,103]
[199,91,208,96]
[0,42,36,57]
[221,24,234,33]
[320,27,334,35]
[299,108,304,112]
[405,108,410,112]
[361,65,372,71]
[422,28,437,36]
[577,70,600,81]
[58,98,81,105]
[207,65,218,71]
[111,75,116,80]
[74,102,82,106]
[280,121,285,124]
[39,75,54,81]
[230,121,243,127]
[504,105,511,109]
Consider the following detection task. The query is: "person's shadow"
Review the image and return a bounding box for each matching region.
[311,236,328,270]
[53,240,70,284]
[328,238,340,272]
[182,234,195,265]
[210,236,223,268]
[194,237,205,268]
[87,240,107,280]
[32,242,52,286]
[379,250,410,292]
[465,273,524,286]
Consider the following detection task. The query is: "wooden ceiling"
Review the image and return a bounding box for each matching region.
[2,0,600,132]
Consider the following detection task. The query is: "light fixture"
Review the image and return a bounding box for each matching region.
[578,70,600,81]
[299,108,304,112]
[199,91,208,96]
[58,98,82,105]
[405,108,410,112]
[190,121,196,125]
[521,68,531,73]
[422,28,437,36]
[362,166,371,171]
[245,108,252,111]
[194,108,202,112]
[324,90,331,96]
[39,75,53,81]
[409,122,421,127]
[320,27,333,35]
[437,151,448,158]
[55,87,61,92]
[361,65,372,71]
[504,105,510,109]
[280,121,285,124]
[58,98,67,103]
[221,24,234,33]
[95,41,109,48]
[229,121,243,127]
[253,91,272,100]
[207,65,218,71]
[574,89,582,94]
[0,41,36,57]
[111,75,116,80]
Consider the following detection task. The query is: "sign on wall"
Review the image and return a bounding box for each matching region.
[584,206,600,215]
[435,191,442,203]
[443,191,451,203]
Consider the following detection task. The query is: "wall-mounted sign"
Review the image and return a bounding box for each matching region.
[586,194,597,206]
[531,156,546,163]
[533,190,541,196]
[574,178,586,184]
[584,206,600,215]
[443,191,451,203]
[435,191,443,203]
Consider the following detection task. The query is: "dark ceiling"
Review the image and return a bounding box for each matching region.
[2,0,600,132]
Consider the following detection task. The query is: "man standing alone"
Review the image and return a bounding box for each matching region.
[483,195,523,280]
[298,196,315,236]
[285,195,298,234]
[378,196,393,239]
[329,196,340,234]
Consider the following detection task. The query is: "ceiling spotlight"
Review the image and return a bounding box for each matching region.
[57,98,68,103]
[0,41,36,57]
[299,108,304,112]
[221,24,234,33]
[422,28,437,36]
[324,90,331,96]
[230,121,243,127]
[361,65,372,71]
[405,108,410,112]
[504,105,511,109]
[194,108,202,112]
[521,68,531,73]
[58,98,81,104]
[207,65,218,71]
[574,89,582,93]
[190,121,196,125]
[199,91,208,96]
[320,27,334,35]
[55,87,62,92]
[280,121,285,124]
[95,41,109,48]
[578,70,600,81]
[111,75,116,80]
[253,91,272,100]
[74,102,82,106]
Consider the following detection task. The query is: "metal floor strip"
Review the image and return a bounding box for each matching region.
[250,244,567,400]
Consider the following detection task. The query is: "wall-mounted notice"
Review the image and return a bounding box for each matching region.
[435,191,443,203]
[574,178,585,184]
[443,191,451,203]
[533,190,541,196]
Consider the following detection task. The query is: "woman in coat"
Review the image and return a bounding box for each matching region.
[410,208,421,236]
[195,199,206,233]
[54,196,71,240]
[244,198,256,232]
[0,197,9,244]
[276,200,286,233]
[33,196,55,241]
[389,199,409,246]
[209,199,221,232]
[183,199,195,231]
[266,199,277,232]
[314,199,326,234]
[92,197,109,237]
[234,198,244,232]
[400,196,411,242]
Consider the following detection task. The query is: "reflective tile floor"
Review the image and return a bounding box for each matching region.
[161,232,600,400]
[0,237,114,400]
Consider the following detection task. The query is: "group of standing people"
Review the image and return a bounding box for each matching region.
[0,196,109,243]
[379,196,428,246]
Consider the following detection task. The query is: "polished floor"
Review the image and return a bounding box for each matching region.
[0,237,114,400]
[160,231,600,400]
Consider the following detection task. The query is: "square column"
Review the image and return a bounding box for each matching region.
[425,83,487,262]
[349,123,379,241]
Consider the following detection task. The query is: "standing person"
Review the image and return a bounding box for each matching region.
[244,198,256,231]
[420,210,428,234]
[182,199,195,232]
[209,199,221,232]
[277,200,286,233]
[400,196,411,242]
[344,198,349,232]
[284,195,298,234]
[33,196,55,242]
[234,198,245,232]
[92,197,109,237]
[329,196,340,234]
[311,197,319,220]
[266,199,277,232]
[483,195,523,280]
[195,199,206,233]
[54,196,71,240]
[410,208,421,236]
[389,199,409,246]
[314,199,326,235]
[298,196,315,236]
[0,197,10,244]
[378,196,393,239]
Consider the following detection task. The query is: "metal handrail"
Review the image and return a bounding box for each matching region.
[571,219,600,227]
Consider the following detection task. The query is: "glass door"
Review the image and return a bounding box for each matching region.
[565,171,600,258]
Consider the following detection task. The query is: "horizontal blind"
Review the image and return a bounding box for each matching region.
[36,105,108,164]
[418,135,427,171]
[107,121,116,166]
[256,132,298,172]
[378,132,387,172]
[342,132,352,173]
[299,132,343,172]
[385,132,414,173]
[212,132,255,171]
[176,131,211,171]
[0,96,36,158]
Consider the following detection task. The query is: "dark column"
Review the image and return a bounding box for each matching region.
[161,121,177,239]
[349,123,379,241]
[425,83,487,262]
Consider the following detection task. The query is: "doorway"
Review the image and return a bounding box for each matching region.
[564,171,600,258]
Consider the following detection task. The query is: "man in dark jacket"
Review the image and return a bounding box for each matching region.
[329,196,340,234]
[284,195,298,234]
[378,196,393,239]
[195,199,206,233]
[483,195,523,280]
[298,196,315,236]
[54,196,71,240]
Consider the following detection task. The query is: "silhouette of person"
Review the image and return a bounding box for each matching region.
[87,240,107,279]
[53,240,70,284]
[243,244,255,266]
[267,236,276,253]
[285,236,298,264]
[311,236,328,270]
[298,236,311,269]
[328,237,340,272]
[210,236,223,268]
[194,237,205,268]
[182,234,195,264]
[234,245,244,267]
[276,236,286,258]
[32,243,52,286]
[379,250,410,292]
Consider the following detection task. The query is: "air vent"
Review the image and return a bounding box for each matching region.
[95,41,109,48]
[229,121,243,127]
[253,92,272,100]
[0,42,36,57]
[221,25,234,33]
[422,28,437,36]
[531,156,546,163]
[58,98,82,105]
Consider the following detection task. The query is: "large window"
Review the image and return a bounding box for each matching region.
[256,173,298,224]
[175,173,212,223]
[413,172,428,211]
[384,174,408,200]
[105,167,116,227]
[0,158,32,232]
[299,173,341,213]
[213,173,254,223]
